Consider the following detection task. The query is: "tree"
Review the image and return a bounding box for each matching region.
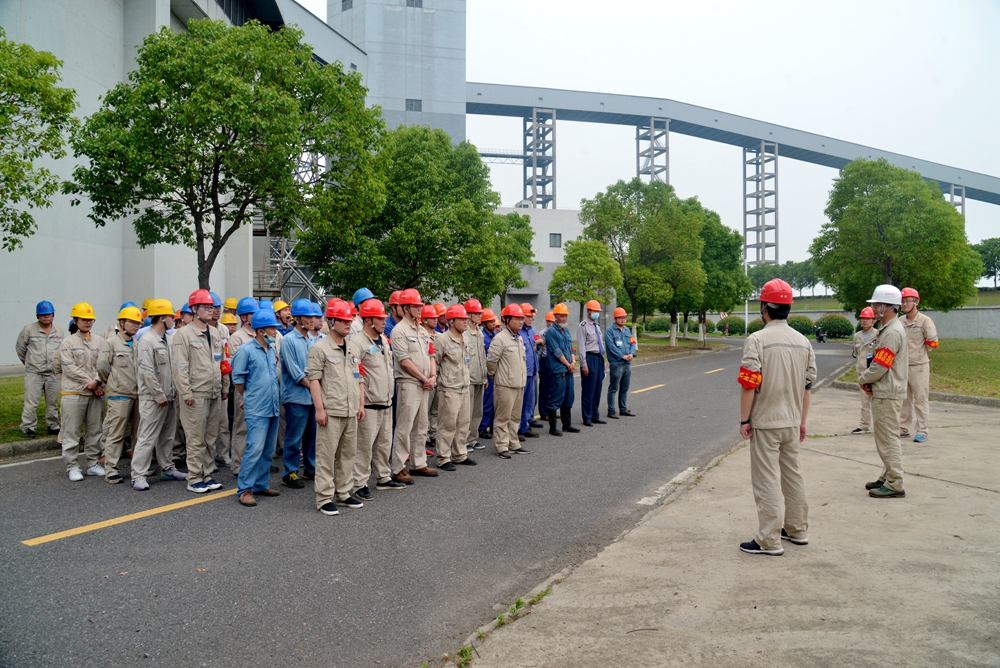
[0,27,77,251]
[66,19,383,289]
[693,206,753,344]
[548,240,622,320]
[299,125,498,299]
[810,158,981,312]
[973,238,1000,288]
[452,210,540,307]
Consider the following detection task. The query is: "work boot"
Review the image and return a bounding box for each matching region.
[548,410,562,437]
[561,408,580,433]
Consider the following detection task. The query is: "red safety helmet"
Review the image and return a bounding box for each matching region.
[860,307,875,319]
[463,298,483,314]
[398,288,423,306]
[901,287,920,300]
[359,299,387,319]
[446,304,468,319]
[613,307,627,318]
[759,279,794,305]
[433,302,447,316]
[420,305,438,320]
[188,289,214,307]
[325,300,353,322]
[501,303,525,318]
[388,290,402,306]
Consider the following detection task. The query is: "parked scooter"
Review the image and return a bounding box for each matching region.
[815,326,827,343]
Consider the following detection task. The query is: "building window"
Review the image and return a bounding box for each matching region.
[406,0,423,6]
[405,99,422,112]
[342,0,352,9]
[214,0,250,26]
[549,233,562,248]
[349,63,357,71]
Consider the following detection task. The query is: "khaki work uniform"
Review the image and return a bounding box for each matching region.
[739,320,818,551]
[852,328,879,430]
[97,333,139,479]
[226,326,256,473]
[487,328,527,454]
[424,326,440,442]
[390,318,433,474]
[214,323,232,465]
[900,312,937,437]
[306,335,363,507]
[171,323,224,486]
[858,317,909,492]
[353,329,394,490]
[55,331,105,472]
[464,323,487,449]
[132,329,178,481]
[15,321,63,433]
[434,329,471,465]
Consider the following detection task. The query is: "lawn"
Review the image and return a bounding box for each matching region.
[742,289,1000,313]
[637,334,729,355]
[0,376,58,445]
[838,338,1000,398]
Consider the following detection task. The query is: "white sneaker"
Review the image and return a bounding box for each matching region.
[86,463,106,476]
[68,468,84,482]
[133,476,149,491]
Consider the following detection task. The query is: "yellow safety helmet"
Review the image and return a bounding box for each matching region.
[223,297,238,310]
[147,299,174,317]
[70,302,96,320]
[117,306,143,323]
[220,313,238,325]
[273,300,290,312]
[141,298,154,310]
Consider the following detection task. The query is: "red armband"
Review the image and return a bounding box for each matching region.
[925,340,939,349]
[872,347,895,369]
[428,342,436,355]
[220,359,232,375]
[737,366,762,389]
[358,362,365,377]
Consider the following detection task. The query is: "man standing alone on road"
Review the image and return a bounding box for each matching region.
[899,287,938,443]
[605,307,637,419]
[851,307,878,435]
[577,300,607,426]
[737,279,817,556]
[16,300,63,439]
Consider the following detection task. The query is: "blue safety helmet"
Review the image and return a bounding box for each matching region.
[143,316,152,326]
[236,296,259,315]
[258,299,274,311]
[352,287,375,307]
[36,300,55,316]
[209,291,223,308]
[310,301,323,317]
[119,301,138,311]
[291,298,312,317]
[180,302,193,315]
[251,308,279,329]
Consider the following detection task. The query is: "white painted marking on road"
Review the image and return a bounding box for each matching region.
[705,368,724,374]
[632,384,665,394]
[0,455,61,469]
[637,467,697,505]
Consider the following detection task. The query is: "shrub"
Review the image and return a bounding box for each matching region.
[786,315,814,337]
[815,314,854,338]
[716,315,745,336]
[645,316,669,332]
[704,318,715,334]
[747,317,765,335]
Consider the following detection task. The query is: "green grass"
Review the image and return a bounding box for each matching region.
[0,376,56,445]
[742,289,1000,313]
[838,338,1000,398]
[637,335,727,354]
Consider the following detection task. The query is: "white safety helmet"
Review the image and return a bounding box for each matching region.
[867,284,902,306]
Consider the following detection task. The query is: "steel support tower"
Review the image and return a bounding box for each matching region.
[636,117,669,183]
[523,108,556,208]
[949,184,966,216]
[743,140,779,266]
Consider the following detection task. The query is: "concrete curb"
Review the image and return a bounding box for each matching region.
[0,436,60,462]
[828,380,1000,408]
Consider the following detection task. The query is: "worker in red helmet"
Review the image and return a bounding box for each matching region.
[433,304,477,469]
[898,287,938,443]
[487,303,530,458]
[389,288,438,481]
[384,290,403,339]
[462,299,488,452]
[171,289,227,494]
[736,279,817,555]
[851,307,879,435]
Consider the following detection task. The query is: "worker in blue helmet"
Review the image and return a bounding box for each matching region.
[349,288,375,341]
[279,299,319,488]
[16,300,64,438]
[178,302,194,328]
[101,301,140,340]
[224,297,259,473]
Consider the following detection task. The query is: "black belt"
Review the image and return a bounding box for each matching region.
[365,404,391,410]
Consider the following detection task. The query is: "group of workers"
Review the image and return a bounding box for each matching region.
[737,279,938,556]
[15,288,638,513]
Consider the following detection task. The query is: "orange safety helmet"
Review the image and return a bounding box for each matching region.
[433,302,447,316]
[501,303,525,318]
[359,299,387,319]
[445,304,468,319]
[859,307,875,319]
[613,307,628,318]
[388,290,402,306]
[325,300,353,322]
[545,311,555,323]
[464,298,483,314]
[420,305,438,320]
[759,279,794,305]
[398,288,423,306]
[552,303,570,316]
[519,302,536,315]
[901,287,920,300]
[481,308,496,323]
[584,300,602,311]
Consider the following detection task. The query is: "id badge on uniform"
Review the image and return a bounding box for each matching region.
[214,353,222,361]
[369,344,377,355]
[351,354,361,378]
[615,339,622,346]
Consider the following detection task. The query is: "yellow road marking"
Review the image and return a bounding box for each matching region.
[22,489,237,546]
[705,368,725,374]
[632,384,665,394]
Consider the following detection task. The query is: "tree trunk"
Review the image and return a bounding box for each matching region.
[699,311,707,347]
[682,312,689,339]
[669,312,678,347]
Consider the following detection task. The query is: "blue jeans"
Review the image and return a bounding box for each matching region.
[607,363,631,413]
[519,374,537,433]
[480,379,495,431]
[239,414,278,495]
[580,353,605,421]
[282,402,316,477]
[538,363,550,419]
[546,371,574,414]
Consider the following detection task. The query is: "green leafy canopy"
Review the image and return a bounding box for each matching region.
[548,239,622,319]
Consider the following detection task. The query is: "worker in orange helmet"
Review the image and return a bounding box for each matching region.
[605,307,637,418]
[516,303,543,440]
[462,299,488,452]
[420,304,441,453]
[850,307,879,435]
[433,304,477,469]
[487,304,530,458]
[898,287,938,443]
[577,300,607,426]
[432,302,448,333]
[478,308,498,439]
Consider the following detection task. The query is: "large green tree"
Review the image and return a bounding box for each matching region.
[973,237,1000,289]
[693,206,753,343]
[659,197,706,346]
[0,27,77,251]
[452,210,540,307]
[548,239,622,321]
[810,158,981,312]
[299,125,499,300]
[66,19,383,288]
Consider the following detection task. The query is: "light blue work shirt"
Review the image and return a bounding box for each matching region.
[605,324,637,365]
[231,338,280,418]
[545,324,574,375]
[280,327,314,406]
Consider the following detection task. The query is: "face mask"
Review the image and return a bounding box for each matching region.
[263,335,275,345]
[589,312,600,321]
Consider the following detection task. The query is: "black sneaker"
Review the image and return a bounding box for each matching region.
[497,451,511,460]
[739,539,783,556]
[454,458,477,466]
[593,418,607,425]
[337,495,364,509]
[479,430,492,440]
[376,479,407,490]
[472,442,486,450]
[510,447,531,455]
[865,479,885,490]
[563,425,581,433]
[517,433,526,442]
[355,486,373,500]
[319,502,339,516]
[869,485,905,498]
[522,430,539,439]
[23,429,35,439]
[530,420,545,430]
[282,472,305,489]
[781,529,808,545]
[607,412,619,419]
[439,461,457,472]
[851,427,868,435]
[48,428,59,436]
[582,420,593,427]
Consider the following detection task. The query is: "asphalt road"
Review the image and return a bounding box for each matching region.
[0,338,854,668]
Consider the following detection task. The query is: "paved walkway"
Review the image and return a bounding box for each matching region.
[470,388,1000,668]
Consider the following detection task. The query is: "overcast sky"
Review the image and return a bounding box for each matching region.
[300,0,1000,268]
